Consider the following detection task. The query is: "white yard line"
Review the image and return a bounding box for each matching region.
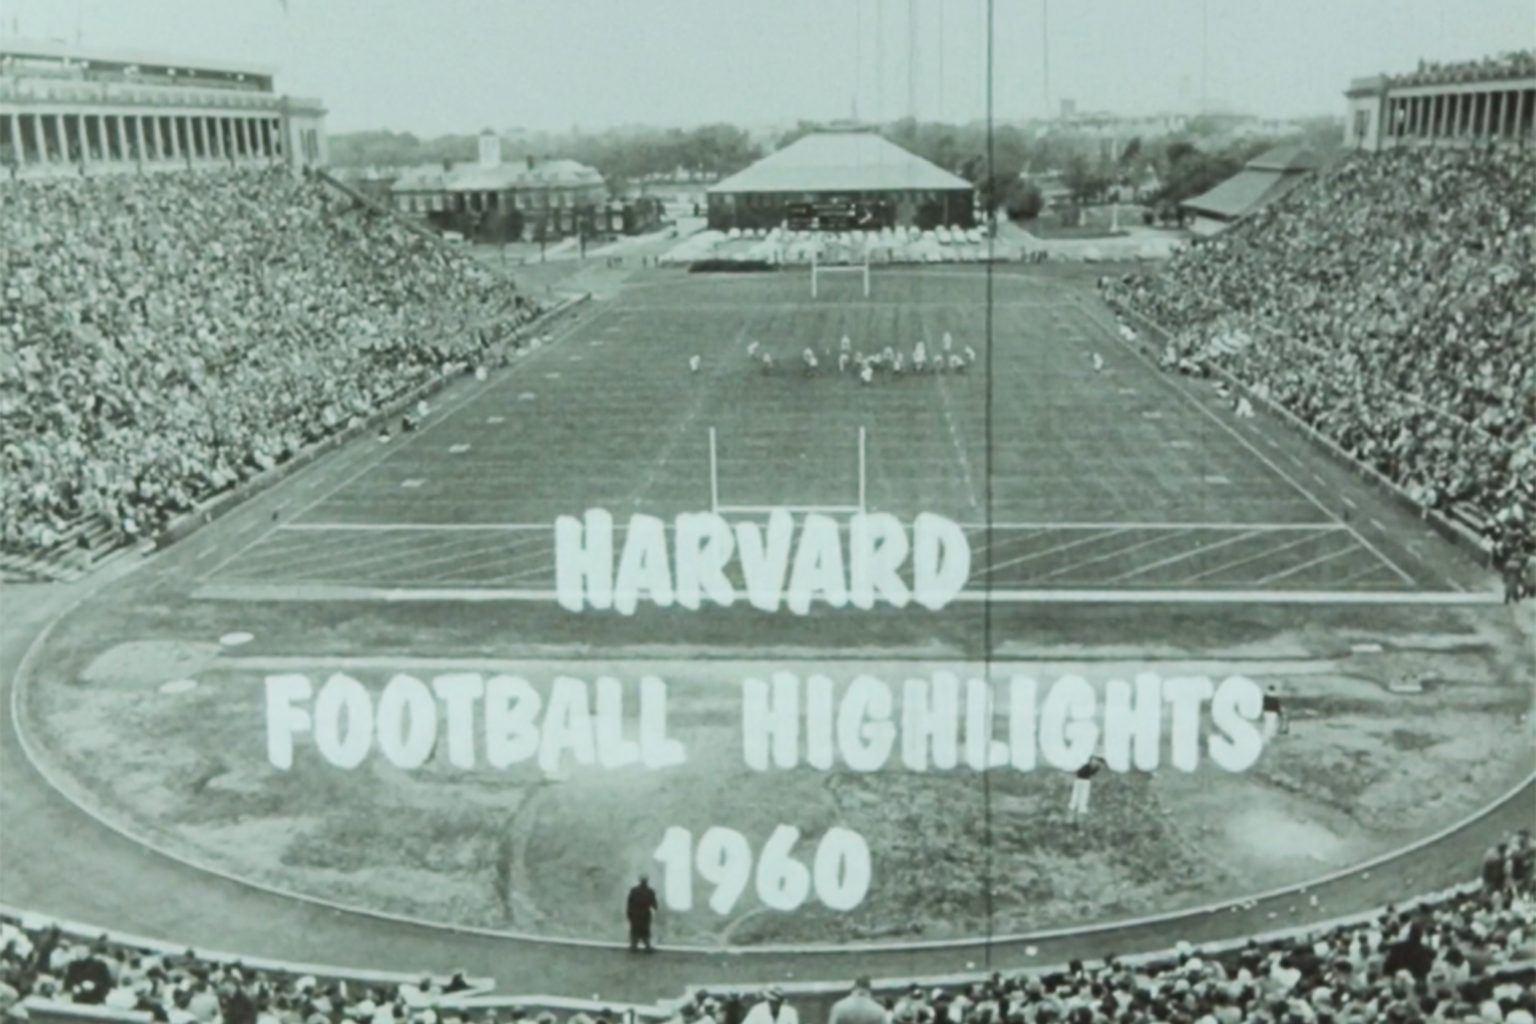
[918,309,982,511]
[1105,530,1259,584]
[278,522,553,532]
[1071,294,1418,585]
[984,529,1125,574]
[1254,544,1361,585]
[192,581,1499,606]
[1034,530,1193,581]
[960,521,1342,532]
[229,528,460,581]
[1178,530,1333,584]
[203,308,603,580]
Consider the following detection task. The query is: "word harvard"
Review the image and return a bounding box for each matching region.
[555,510,971,614]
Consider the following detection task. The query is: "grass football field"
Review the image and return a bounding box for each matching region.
[21,264,1528,950]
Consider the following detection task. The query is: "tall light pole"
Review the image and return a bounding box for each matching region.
[1200,0,1209,115]
[1042,0,1051,118]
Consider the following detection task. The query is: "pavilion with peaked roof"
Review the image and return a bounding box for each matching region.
[706,129,976,231]
[1181,144,1322,236]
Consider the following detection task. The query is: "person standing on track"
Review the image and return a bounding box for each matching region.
[1068,755,1107,822]
[1262,684,1289,741]
[627,875,658,952]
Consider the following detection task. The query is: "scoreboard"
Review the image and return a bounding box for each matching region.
[786,199,885,231]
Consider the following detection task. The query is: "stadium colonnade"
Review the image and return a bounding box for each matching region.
[0,40,326,176]
[1345,50,1536,151]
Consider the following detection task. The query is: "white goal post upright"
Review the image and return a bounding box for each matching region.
[810,249,871,299]
[709,426,868,515]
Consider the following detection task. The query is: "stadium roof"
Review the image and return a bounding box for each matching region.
[708,132,972,195]
[1,38,275,79]
[1182,144,1319,221]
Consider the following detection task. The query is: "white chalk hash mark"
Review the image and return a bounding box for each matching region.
[159,679,198,694]
[219,631,254,647]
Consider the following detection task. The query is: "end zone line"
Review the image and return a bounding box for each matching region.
[275,520,1348,533]
[191,581,1501,606]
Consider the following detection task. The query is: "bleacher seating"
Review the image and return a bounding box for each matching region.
[1100,142,1536,573]
[1387,50,1536,88]
[0,167,543,561]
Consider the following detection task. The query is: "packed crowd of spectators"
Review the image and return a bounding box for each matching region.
[0,831,1530,1024]
[1100,142,1535,574]
[1388,51,1536,88]
[1,166,543,554]
[0,914,489,1023]
[665,831,1534,1024]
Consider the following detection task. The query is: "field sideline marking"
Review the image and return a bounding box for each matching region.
[274,520,1348,533]
[1070,295,1419,585]
[190,581,1499,605]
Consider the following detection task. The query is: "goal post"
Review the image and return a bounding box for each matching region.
[708,426,867,515]
[810,250,871,299]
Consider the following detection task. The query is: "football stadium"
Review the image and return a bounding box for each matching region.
[1,6,1534,1024]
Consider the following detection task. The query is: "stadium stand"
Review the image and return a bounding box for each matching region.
[0,166,543,568]
[2,831,1531,1024]
[1099,142,1536,578]
[1386,51,1536,89]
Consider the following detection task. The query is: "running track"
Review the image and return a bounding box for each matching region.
[3,575,1532,1005]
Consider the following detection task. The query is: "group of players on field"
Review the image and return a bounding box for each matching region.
[687,332,981,384]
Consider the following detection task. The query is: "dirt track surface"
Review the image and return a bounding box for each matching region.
[3,573,1532,1005]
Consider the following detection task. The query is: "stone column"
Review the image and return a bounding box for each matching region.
[94,115,109,162]
[133,115,147,162]
[7,111,21,165]
[30,114,49,163]
[52,113,68,162]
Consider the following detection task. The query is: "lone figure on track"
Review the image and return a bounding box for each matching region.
[627,874,658,952]
[1068,755,1107,822]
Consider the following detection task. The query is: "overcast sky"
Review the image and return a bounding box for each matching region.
[2,0,1531,134]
